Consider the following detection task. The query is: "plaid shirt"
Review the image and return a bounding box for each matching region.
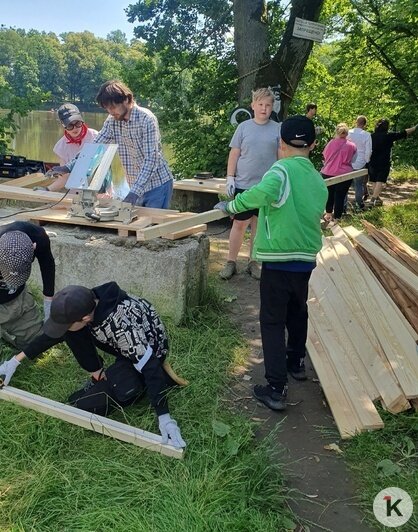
[66,105,173,196]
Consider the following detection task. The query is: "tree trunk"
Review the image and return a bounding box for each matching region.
[233,0,269,105]
[234,0,325,118]
[258,0,325,119]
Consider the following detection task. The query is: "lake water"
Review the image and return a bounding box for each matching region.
[7,110,173,184]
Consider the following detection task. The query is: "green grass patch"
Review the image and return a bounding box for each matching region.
[390,165,418,183]
[344,409,418,532]
[340,200,418,250]
[0,283,294,531]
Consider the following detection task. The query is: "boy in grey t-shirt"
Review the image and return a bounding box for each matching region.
[220,88,281,281]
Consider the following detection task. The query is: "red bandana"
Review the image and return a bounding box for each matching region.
[64,123,88,145]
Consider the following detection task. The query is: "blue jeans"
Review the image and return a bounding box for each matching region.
[353,175,365,207]
[137,179,173,209]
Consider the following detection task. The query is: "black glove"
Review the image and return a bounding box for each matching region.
[123,191,143,206]
[45,165,70,177]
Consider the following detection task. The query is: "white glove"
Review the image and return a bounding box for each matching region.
[0,356,20,386]
[43,298,52,321]
[226,176,235,198]
[158,413,187,449]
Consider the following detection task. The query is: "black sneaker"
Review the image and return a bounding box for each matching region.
[253,384,287,411]
[68,371,105,404]
[288,359,307,381]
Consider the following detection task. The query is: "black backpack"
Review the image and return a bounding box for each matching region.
[71,359,146,416]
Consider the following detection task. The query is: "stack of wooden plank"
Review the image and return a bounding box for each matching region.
[307,225,418,439]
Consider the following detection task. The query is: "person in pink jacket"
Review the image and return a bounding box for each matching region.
[320,123,357,224]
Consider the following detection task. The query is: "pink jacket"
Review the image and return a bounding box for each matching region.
[321,137,357,177]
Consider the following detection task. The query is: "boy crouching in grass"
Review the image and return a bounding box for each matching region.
[215,115,327,411]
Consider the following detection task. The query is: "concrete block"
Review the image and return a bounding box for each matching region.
[30,226,210,324]
[171,189,219,212]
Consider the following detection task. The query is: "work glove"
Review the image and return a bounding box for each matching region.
[0,356,20,386]
[226,176,235,198]
[123,191,143,206]
[45,165,70,178]
[158,413,187,449]
[33,186,49,191]
[43,298,52,321]
[214,200,230,214]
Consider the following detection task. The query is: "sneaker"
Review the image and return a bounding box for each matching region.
[253,384,288,411]
[288,359,307,381]
[68,370,105,404]
[219,260,237,280]
[245,260,261,280]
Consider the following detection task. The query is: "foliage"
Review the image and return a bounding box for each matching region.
[0,289,295,531]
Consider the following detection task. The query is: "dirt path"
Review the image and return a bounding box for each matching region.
[208,223,375,532]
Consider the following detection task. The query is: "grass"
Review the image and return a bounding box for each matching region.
[390,165,418,184]
[0,282,295,532]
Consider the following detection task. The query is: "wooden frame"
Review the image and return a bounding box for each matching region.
[0,385,183,459]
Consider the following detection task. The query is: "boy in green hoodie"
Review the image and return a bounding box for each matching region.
[215,115,327,411]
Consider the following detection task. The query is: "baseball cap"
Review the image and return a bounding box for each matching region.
[43,285,96,338]
[281,115,316,148]
[57,103,83,127]
[0,231,34,289]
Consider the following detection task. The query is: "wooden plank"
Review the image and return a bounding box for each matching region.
[136,209,228,241]
[317,239,409,412]
[0,386,183,459]
[323,169,368,187]
[164,224,207,240]
[307,326,364,439]
[2,173,54,188]
[0,184,74,206]
[331,226,418,398]
[174,178,226,194]
[308,293,384,430]
[343,226,418,296]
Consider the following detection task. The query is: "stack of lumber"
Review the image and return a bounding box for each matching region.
[307,225,418,439]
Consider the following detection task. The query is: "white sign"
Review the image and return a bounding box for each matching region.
[293,17,325,43]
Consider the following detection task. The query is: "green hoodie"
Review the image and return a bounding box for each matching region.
[227,155,327,262]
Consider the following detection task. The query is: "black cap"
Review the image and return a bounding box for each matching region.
[57,103,83,127]
[281,115,316,148]
[0,231,34,289]
[43,285,96,338]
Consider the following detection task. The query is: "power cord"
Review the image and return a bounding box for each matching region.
[0,190,71,219]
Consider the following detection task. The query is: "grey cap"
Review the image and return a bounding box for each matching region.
[57,103,83,127]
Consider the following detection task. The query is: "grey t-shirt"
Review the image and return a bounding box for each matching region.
[229,119,281,189]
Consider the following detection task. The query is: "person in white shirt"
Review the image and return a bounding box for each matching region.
[348,115,372,209]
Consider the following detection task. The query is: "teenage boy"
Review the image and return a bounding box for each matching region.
[0,222,55,349]
[0,282,186,448]
[215,115,327,411]
[220,87,281,281]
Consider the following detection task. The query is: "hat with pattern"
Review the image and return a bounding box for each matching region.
[0,231,34,289]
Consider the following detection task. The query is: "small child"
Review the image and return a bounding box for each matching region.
[215,115,327,411]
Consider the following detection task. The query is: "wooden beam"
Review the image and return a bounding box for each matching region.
[0,184,74,206]
[324,169,368,187]
[0,385,183,459]
[137,209,228,240]
[2,173,54,188]
[343,226,418,296]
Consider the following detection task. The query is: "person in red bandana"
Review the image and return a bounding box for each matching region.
[48,104,98,192]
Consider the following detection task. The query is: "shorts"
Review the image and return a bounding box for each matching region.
[368,165,390,183]
[0,287,42,349]
[233,188,259,221]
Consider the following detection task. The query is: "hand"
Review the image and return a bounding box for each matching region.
[0,356,20,386]
[43,298,52,321]
[33,186,49,191]
[214,200,229,214]
[158,413,187,449]
[226,175,235,198]
[123,191,143,206]
[45,165,70,178]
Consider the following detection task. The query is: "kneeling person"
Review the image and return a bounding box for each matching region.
[0,282,186,449]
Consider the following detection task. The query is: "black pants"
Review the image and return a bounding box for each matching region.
[323,174,352,219]
[259,267,311,390]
